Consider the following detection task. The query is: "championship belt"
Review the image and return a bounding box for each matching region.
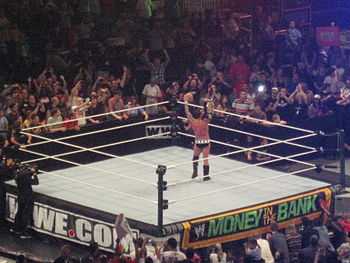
[206,99,214,114]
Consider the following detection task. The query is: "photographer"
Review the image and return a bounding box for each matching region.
[12,162,39,238]
[0,148,17,225]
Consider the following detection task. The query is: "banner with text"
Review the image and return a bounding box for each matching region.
[6,193,139,252]
[145,125,172,139]
[316,27,340,47]
[181,187,332,249]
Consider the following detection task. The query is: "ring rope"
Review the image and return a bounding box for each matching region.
[21,147,157,186]
[177,100,316,134]
[167,131,317,169]
[38,169,157,204]
[178,131,316,168]
[26,116,171,147]
[168,140,316,186]
[21,131,158,169]
[178,116,315,151]
[169,166,317,204]
[23,132,171,164]
[22,100,170,131]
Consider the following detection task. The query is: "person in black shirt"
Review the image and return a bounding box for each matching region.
[12,162,39,238]
[0,150,16,225]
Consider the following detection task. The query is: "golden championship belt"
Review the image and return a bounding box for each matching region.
[206,99,214,114]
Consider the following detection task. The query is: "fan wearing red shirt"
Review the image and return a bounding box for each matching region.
[184,93,213,181]
[229,55,250,95]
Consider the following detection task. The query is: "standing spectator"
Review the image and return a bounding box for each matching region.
[144,49,170,86]
[286,21,302,51]
[0,108,8,141]
[229,55,250,96]
[86,93,105,124]
[299,235,326,263]
[72,97,90,127]
[209,243,227,263]
[211,72,231,96]
[244,238,262,263]
[269,223,290,263]
[308,94,326,118]
[285,224,302,263]
[142,81,162,116]
[231,91,254,115]
[257,235,275,263]
[81,242,100,263]
[54,245,73,263]
[161,238,186,263]
[337,238,350,263]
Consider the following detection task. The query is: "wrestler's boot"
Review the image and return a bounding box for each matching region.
[203,165,210,181]
[192,156,199,178]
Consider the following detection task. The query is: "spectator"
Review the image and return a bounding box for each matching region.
[308,94,325,118]
[337,238,350,263]
[209,243,227,263]
[47,108,66,133]
[232,91,254,115]
[0,108,8,141]
[142,81,162,116]
[244,238,262,263]
[269,222,290,263]
[161,237,186,263]
[81,242,100,263]
[54,245,74,263]
[125,96,148,121]
[144,49,170,86]
[108,89,126,121]
[286,21,302,50]
[299,235,326,263]
[257,235,275,263]
[285,224,302,263]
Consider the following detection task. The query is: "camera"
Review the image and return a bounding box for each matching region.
[14,163,39,186]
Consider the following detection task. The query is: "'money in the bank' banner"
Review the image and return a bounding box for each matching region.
[182,188,332,249]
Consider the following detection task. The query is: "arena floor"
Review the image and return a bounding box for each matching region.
[13,146,330,225]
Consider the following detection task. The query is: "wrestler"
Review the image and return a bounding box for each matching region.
[184,93,213,181]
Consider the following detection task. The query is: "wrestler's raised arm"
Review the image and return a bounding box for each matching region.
[184,93,194,122]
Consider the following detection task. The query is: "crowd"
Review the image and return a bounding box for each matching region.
[0,0,350,154]
[0,0,350,262]
[51,216,350,263]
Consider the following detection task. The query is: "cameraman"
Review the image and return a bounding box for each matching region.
[0,149,17,225]
[12,162,39,238]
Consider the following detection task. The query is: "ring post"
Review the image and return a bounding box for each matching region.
[338,129,346,188]
[156,165,168,229]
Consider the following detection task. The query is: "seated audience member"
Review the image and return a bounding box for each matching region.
[125,96,148,120]
[86,93,105,124]
[72,97,90,127]
[47,108,66,133]
[108,89,126,121]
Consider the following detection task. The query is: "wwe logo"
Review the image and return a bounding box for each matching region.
[193,224,206,240]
